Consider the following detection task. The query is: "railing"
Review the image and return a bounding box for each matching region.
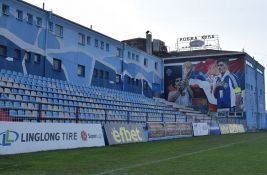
[0,105,187,125]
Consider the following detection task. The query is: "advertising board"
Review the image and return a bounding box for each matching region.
[104,123,146,145]
[192,123,209,136]
[165,57,245,113]
[148,122,192,140]
[0,122,105,155]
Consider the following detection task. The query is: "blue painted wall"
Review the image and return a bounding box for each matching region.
[0,0,163,97]
[245,54,266,129]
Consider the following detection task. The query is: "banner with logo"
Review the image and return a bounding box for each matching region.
[219,124,245,134]
[0,122,105,155]
[147,122,193,140]
[192,123,209,136]
[103,123,146,145]
[219,124,230,134]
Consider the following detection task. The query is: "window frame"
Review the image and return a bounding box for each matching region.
[100,41,104,50]
[78,33,85,45]
[25,52,31,63]
[55,24,63,37]
[48,21,53,32]
[36,17,42,27]
[2,4,9,16]
[14,49,21,60]
[87,36,91,45]
[93,68,98,78]
[77,64,85,77]
[27,13,33,24]
[144,58,148,67]
[115,74,121,84]
[95,39,99,48]
[155,62,158,70]
[34,54,41,64]
[16,9,23,21]
[105,43,109,52]
[53,58,62,72]
[0,45,7,56]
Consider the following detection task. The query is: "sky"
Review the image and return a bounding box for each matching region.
[24,0,267,81]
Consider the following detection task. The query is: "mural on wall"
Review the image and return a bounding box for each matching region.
[165,58,245,113]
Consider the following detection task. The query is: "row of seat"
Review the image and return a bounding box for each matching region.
[0,77,173,112]
[0,70,161,106]
[0,69,187,123]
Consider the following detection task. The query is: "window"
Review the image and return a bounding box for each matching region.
[36,17,42,27]
[115,74,121,84]
[0,45,7,56]
[16,10,23,21]
[95,39,98,47]
[106,43,109,52]
[77,64,85,77]
[27,13,33,24]
[105,71,109,80]
[2,4,9,16]
[132,78,135,85]
[144,58,148,67]
[14,49,21,59]
[136,79,139,86]
[48,21,53,32]
[127,77,131,84]
[100,41,104,50]
[55,24,63,37]
[99,70,104,79]
[132,53,135,60]
[117,48,122,57]
[25,52,31,62]
[136,55,139,62]
[34,54,41,64]
[78,33,85,45]
[155,62,158,70]
[143,80,148,90]
[93,68,98,77]
[53,58,61,71]
[128,51,131,59]
[87,36,91,45]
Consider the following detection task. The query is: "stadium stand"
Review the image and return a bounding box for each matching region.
[0,69,187,125]
[153,97,213,123]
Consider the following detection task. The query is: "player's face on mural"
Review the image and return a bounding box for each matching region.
[217,61,227,74]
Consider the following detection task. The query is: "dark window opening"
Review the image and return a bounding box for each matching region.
[53,58,61,71]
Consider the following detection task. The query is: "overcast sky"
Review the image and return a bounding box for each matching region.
[24,1,267,72]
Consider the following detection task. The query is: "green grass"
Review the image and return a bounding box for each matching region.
[1,132,267,175]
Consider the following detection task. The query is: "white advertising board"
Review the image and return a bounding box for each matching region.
[0,122,105,155]
[192,123,209,136]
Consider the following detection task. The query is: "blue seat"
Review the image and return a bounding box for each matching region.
[18,110,25,116]
[9,110,17,116]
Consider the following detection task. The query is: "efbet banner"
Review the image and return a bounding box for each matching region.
[104,123,147,145]
[0,122,105,155]
[164,57,245,113]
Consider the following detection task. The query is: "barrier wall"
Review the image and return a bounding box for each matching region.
[0,122,105,155]
[103,123,147,145]
[147,122,192,141]
[192,123,209,136]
